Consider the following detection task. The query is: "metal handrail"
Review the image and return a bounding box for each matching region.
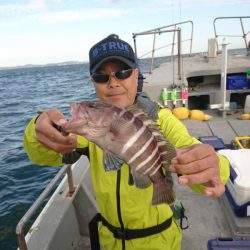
[132,20,194,74]
[134,29,182,75]
[213,16,250,55]
[16,164,75,250]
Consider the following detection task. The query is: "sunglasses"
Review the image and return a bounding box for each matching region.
[91,69,133,84]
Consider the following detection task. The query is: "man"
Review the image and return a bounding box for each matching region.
[23,34,229,250]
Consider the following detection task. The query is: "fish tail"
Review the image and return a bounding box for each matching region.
[152,179,175,206]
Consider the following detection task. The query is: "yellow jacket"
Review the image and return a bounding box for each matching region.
[23,108,229,250]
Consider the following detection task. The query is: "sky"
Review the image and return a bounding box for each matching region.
[1,0,250,67]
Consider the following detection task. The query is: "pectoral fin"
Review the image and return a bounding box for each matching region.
[103,150,124,171]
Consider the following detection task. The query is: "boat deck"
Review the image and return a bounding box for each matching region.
[174,112,250,250]
[182,109,250,145]
[143,52,250,108]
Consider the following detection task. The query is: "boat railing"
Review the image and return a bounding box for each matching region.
[213,16,250,55]
[133,20,194,74]
[16,164,75,250]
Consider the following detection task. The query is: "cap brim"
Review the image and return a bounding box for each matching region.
[90,56,136,74]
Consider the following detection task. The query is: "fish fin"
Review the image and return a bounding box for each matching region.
[152,179,176,206]
[103,151,124,171]
[128,106,153,124]
[165,170,174,186]
[127,105,143,115]
[159,142,176,169]
[131,170,151,189]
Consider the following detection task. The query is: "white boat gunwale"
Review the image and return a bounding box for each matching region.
[16,156,98,250]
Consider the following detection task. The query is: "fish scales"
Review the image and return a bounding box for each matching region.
[62,101,176,205]
[127,105,176,168]
[115,107,167,178]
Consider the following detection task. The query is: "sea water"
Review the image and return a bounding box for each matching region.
[0,63,96,249]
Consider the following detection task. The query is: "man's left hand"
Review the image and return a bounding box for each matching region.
[170,144,225,197]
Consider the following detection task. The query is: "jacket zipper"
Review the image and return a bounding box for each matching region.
[116,169,125,250]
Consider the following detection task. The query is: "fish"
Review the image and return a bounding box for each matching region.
[62,101,176,205]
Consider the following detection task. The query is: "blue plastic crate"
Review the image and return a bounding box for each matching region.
[247,77,250,89]
[227,74,248,90]
[247,70,250,88]
[225,186,250,217]
[208,238,250,249]
[198,136,226,151]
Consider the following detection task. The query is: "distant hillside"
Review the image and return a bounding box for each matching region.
[0,61,87,70]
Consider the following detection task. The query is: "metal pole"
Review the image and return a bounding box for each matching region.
[221,38,229,118]
[213,16,250,55]
[171,27,176,59]
[150,33,157,74]
[66,164,75,195]
[239,17,249,55]
[133,34,138,59]
[189,22,194,56]
[17,234,27,250]
[177,29,182,82]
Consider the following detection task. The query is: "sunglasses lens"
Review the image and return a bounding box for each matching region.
[92,73,109,83]
[115,69,133,80]
[92,69,133,83]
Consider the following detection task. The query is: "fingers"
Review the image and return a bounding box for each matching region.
[170,144,219,176]
[174,144,215,164]
[36,131,77,154]
[204,182,225,197]
[172,155,218,175]
[46,108,67,125]
[177,171,225,198]
[170,144,225,197]
[35,109,77,153]
[177,167,218,185]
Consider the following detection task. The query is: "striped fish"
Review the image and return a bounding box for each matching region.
[62,101,176,205]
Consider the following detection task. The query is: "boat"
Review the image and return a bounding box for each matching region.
[16,16,250,250]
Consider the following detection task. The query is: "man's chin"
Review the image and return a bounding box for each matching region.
[106,99,127,108]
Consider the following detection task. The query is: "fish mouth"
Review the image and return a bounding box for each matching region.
[62,117,87,132]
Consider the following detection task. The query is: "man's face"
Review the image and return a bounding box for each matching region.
[92,60,138,108]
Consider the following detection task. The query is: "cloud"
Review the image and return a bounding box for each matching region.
[28,4,171,24]
[0,34,93,67]
[0,0,46,13]
[29,8,125,23]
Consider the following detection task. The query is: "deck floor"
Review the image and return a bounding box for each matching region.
[175,110,250,249]
[175,178,231,250]
[182,110,250,145]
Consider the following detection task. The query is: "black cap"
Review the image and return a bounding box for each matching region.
[89,34,136,74]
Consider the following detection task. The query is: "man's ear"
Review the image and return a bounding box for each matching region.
[134,68,139,79]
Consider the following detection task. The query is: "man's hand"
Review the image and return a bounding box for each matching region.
[170,144,225,197]
[35,109,77,154]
